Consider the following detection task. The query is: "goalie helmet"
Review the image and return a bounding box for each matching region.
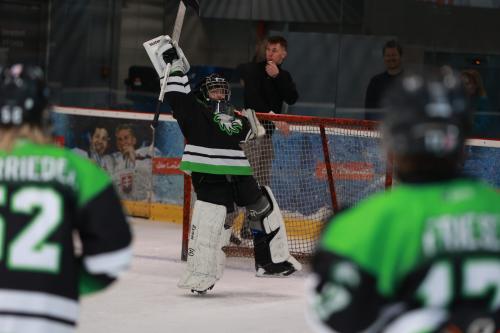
[200,73,233,115]
[381,67,472,158]
[0,64,49,128]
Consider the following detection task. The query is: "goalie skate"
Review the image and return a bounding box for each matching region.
[190,284,214,295]
[255,256,301,277]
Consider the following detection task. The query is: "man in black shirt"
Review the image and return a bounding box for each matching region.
[237,35,298,186]
[364,40,403,120]
[236,36,298,239]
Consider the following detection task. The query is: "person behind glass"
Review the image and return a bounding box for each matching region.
[0,64,132,333]
[237,35,299,187]
[461,69,493,137]
[111,123,156,200]
[250,37,267,63]
[364,39,404,120]
[155,36,301,294]
[461,69,491,112]
[74,125,113,171]
[307,68,500,332]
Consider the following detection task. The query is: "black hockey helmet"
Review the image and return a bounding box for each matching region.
[200,73,231,102]
[381,67,472,158]
[199,73,233,115]
[0,64,49,128]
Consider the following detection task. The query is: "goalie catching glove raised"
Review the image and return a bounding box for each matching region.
[143,35,190,78]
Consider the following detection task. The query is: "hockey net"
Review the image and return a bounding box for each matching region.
[182,113,392,261]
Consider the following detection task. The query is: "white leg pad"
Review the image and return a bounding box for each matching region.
[178,200,227,292]
[261,186,302,271]
[216,226,232,281]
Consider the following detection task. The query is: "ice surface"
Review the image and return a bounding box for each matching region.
[77,218,312,333]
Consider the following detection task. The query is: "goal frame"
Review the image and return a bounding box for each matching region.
[181,113,393,261]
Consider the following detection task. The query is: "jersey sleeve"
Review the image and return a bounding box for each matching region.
[70,153,133,295]
[307,199,406,332]
[164,73,197,122]
[307,248,395,332]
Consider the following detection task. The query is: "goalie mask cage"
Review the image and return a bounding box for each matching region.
[181,114,393,261]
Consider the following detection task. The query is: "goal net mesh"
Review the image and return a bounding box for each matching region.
[186,114,390,260]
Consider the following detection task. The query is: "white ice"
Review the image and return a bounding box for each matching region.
[77,218,313,333]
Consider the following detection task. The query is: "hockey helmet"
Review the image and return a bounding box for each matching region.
[381,67,472,158]
[0,64,49,128]
[200,73,233,115]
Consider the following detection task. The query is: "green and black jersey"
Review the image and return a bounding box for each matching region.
[308,178,500,333]
[165,74,254,176]
[0,139,132,333]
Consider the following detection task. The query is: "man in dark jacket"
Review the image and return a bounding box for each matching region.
[236,36,298,239]
[237,35,299,186]
[364,40,404,120]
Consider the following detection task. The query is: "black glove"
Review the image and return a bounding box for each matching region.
[162,47,179,65]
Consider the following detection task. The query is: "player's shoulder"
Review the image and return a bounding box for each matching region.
[323,184,420,242]
[446,178,500,207]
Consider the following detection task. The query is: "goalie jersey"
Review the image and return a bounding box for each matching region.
[308,178,500,332]
[164,74,254,176]
[0,139,132,333]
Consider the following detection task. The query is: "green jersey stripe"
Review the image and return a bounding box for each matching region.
[180,161,253,175]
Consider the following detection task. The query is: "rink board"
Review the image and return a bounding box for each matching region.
[53,106,500,230]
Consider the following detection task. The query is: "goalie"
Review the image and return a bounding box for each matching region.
[146,36,302,294]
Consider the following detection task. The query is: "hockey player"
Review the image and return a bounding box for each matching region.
[307,68,500,332]
[0,64,132,333]
[155,36,301,293]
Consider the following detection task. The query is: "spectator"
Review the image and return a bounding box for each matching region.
[461,69,495,137]
[110,123,157,201]
[73,124,113,171]
[0,64,132,333]
[308,69,499,332]
[251,37,267,63]
[461,69,490,111]
[364,39,404,120]
[236,36,298,238]
[237,35,299,187]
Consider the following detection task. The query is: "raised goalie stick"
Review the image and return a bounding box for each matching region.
[144,0,200,130]
[142,0,199,210]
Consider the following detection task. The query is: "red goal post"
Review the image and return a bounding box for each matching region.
[181,113,393,261]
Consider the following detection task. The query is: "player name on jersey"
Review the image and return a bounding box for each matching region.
[423,213,500,255]
[0,156,76,185]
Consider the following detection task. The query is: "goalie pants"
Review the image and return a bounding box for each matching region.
[191,172,262,213]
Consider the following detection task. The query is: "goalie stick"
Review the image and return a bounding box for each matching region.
[143,0,199,212]
[151,0,199,129]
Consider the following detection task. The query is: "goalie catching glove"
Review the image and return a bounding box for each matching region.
[143,35,190,78]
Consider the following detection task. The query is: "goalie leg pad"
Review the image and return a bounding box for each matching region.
[216,225,232,281]
[178,200,226,292]
[248,186,302,276]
